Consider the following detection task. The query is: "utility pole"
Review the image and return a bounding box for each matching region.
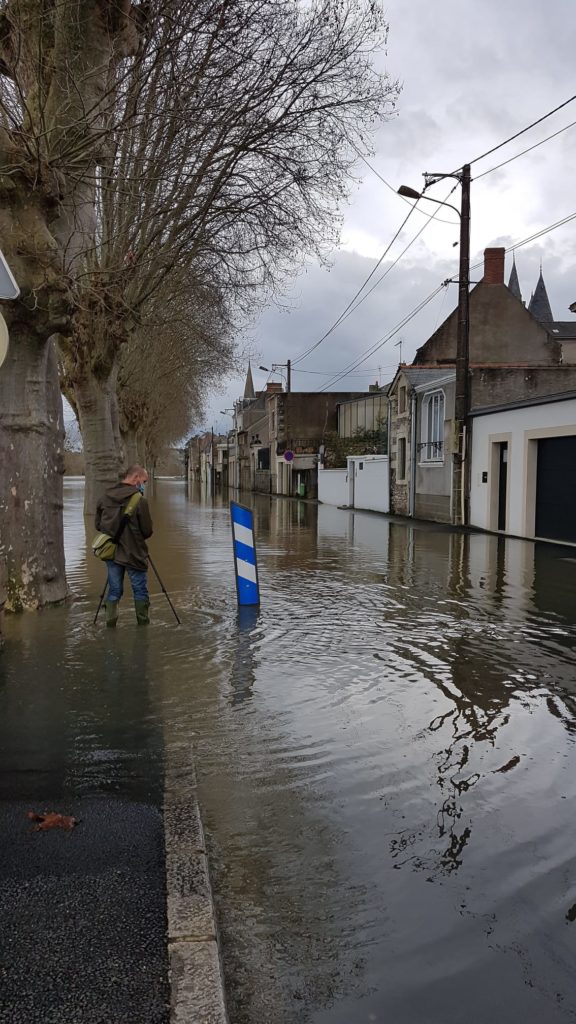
[398,167,471,525]
[451,163,471,526]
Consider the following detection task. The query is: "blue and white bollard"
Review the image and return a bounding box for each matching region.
[230,501,260,606]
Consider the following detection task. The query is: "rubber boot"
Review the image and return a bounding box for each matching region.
[105,601,119,628]
[134,600,150,625]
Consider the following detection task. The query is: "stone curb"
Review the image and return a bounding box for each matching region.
[164,757,229,1024]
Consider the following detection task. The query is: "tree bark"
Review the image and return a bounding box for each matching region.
[75,364,123,516]
[0,328,66,609]
[0,131,72,609]
[0,0,143,606]
[120,427,143,467]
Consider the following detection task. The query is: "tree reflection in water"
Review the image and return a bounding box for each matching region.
[388,529,576,878]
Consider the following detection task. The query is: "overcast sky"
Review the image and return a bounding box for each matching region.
[204,0,576,436]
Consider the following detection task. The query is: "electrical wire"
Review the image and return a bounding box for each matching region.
[331,184,458,328]
[316,206,576,392]
[475,118,576,180]
[454,209,576,280]
[275,210,576,396]
[291,201,420,366]
[292,182,456,368]
[292,365,396,375]
[290,96,576,378]
[356,152,456,225]
[318,285,446,392]
[470,93,576,166]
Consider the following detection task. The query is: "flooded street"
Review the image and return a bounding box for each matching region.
[3,479,576,1023]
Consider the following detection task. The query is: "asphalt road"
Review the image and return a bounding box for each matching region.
[0,799,169,1024]
[0,620,170,1024]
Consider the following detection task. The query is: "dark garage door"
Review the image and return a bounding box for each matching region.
[535,435,576,543]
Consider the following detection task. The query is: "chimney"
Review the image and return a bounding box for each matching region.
[266,381,283,393]
[483,247,505,284]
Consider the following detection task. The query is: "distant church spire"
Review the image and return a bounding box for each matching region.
[243,361,255,400]
[508,254,522,302]
[528,268,554,326]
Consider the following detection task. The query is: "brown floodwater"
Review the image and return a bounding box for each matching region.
[4,478,576,1023]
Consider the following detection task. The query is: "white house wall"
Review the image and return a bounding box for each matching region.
[470,398,576,538]
[318,467,348,507]
[348,455,390,514]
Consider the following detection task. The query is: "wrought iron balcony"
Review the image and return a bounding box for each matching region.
[417,440,444,462]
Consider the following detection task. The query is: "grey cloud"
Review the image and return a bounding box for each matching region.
[204,0,576,429]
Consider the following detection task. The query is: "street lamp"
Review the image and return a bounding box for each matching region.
[258,361,291,393]
[397,166,471,525]
[397,184,462,223]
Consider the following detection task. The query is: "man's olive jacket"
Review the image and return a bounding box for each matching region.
[95,483,153,572]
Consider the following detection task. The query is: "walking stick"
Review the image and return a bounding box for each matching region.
[148,554,181,624]
[94,579,108,625]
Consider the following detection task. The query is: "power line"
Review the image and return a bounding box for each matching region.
[292,96,576,375]
[292,365,396,375]
[357,152,456,225]
[319,204,576,393]
[459,209,576,279]
[319,285,446,392]
[291,202,419,366]
[475,118,576,180]
[292,182,456,368]
[509,210,576,250]
[470,93,576,166]
[332,184,458,326]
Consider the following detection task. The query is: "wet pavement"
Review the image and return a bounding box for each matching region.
[0,605,169,1022]
[2,480,576,1023]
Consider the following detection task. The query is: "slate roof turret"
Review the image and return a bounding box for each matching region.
[507,256,522,302]
[528,269,554,326]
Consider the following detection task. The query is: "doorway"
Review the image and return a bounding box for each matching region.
[535,435,576,543]
[497,442,508,531]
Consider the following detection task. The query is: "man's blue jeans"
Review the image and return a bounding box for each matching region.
[106,561,149,602]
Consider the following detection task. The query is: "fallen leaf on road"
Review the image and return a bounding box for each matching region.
[27,811,79,832]
[493,755,521,774]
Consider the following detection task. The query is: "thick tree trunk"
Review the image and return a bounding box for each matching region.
[0,329,66,610]
[0,1,143,606]
[120,427,142,467]
[75,366,123,516]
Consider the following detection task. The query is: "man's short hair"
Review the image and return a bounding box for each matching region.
[123,463,147,479]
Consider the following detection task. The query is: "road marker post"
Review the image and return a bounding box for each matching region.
[230,501,260,607]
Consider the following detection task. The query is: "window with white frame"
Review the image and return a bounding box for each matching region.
[420,390,445,462]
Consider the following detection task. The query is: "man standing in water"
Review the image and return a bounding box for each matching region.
[95,464,153,627]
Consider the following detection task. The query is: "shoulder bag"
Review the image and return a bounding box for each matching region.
[91,492,142,561]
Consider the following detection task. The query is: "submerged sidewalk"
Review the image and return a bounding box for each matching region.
[0,615,227,1024]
